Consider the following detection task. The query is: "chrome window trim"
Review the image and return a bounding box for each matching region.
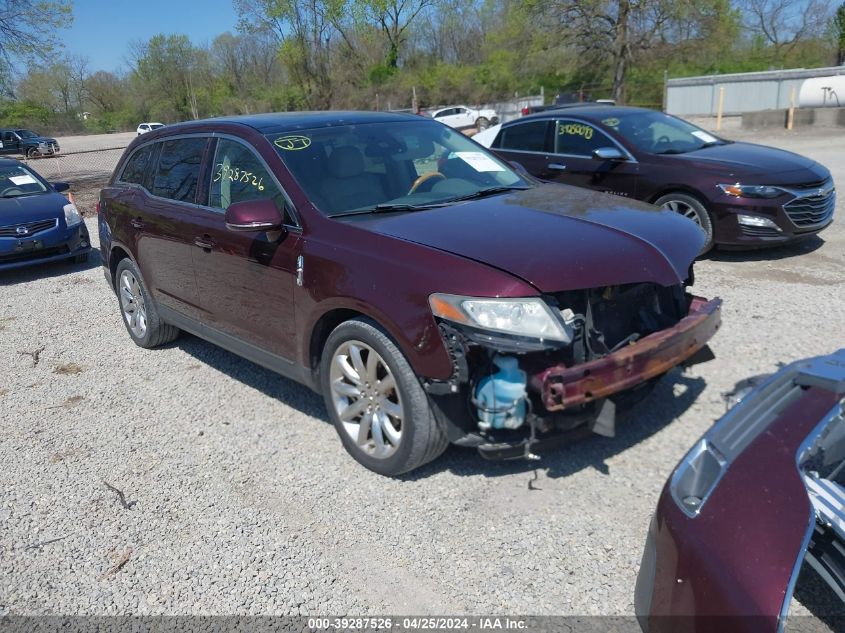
[496,117,638,163]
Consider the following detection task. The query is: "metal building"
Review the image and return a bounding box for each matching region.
[666,66,845,116]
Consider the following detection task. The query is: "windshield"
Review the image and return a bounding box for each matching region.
[600,111,726,155]
[266,119,528,216]
[0,164,48,198]
[15,130,38,139]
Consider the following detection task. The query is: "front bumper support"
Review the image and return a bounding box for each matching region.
[532,296,722,411]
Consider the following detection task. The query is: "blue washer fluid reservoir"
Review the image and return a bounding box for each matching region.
[474,355,528,431]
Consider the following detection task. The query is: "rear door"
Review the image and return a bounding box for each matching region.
[131,137,208,320]
[189,136,301,361]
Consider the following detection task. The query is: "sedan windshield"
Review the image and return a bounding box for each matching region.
[0,164,48,198]
[601,111,726,155]
[266,119,528,216]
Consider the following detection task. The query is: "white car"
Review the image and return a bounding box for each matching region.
[136,122,165,135]
[471,123,501,148]
[429,106,498,130]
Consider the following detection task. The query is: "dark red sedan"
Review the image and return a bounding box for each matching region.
[636,349,845,632]
[482,106,834,252]
[98,111,720,476]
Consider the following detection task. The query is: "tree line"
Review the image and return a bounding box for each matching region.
[0,0,840,135]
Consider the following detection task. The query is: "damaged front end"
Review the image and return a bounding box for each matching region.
[424,281,722,461]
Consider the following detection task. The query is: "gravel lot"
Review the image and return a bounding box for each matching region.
[1,128,843,618]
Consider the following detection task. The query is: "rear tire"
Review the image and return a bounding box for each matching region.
[320,318,448,476]
[114,258,179,348]
[655,192,714,254]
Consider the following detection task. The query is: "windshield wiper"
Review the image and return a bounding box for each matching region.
[446,185,530,203]
[330,201,450,217]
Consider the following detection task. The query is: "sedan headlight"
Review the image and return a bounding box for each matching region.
[429,293,571,343]
[64,203,82,227]
[718,183,783,198]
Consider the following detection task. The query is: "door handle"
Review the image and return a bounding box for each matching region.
[194,236,215,251]
[130,218,144,229]
[548,163,567,171]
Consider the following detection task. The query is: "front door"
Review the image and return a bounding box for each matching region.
[190,137,301,361]
[545,118,640,198]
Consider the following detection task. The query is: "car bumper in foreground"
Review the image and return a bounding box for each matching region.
[635,350,845,632]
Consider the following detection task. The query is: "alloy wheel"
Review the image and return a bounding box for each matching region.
[119,269,147,338]
[661,199,701,226]
[329,340,404,459]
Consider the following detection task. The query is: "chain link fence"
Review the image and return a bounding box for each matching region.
[20,145,128,216]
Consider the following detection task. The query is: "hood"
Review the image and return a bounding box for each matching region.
[0,192,67,226]
[671,141,830,185]
[340,183,702,293]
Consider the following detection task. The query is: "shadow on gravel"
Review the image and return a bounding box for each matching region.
[705,235,824,263]
[173,333,327,420]
[409,368,706,480]
[0,249,102,286]
[792,560,845,631]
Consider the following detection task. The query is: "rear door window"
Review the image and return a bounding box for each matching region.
[496,121,549,152]
[151,137,206,203]
[554,119,605,156]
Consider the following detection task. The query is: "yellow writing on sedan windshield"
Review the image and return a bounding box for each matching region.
[274,135,312,151]
[214,164,265,191]
[558,123,594,139]
[601,117,620,127]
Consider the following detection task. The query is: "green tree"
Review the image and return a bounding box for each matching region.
[836,2,845,64]
[0,0,73,94]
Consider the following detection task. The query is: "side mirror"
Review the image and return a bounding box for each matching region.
[52,182,70,192]
[592,147,626,161]
[225,199,284,232]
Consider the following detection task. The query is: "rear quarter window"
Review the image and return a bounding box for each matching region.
[118,144,156,186]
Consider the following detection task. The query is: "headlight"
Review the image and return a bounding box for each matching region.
[718,183,782,198]
[63,203,82,227]
[429,293,571,343]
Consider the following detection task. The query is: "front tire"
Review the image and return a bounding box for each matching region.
[475,117,489,131]
[26,147,40,159]
[320,318,448,476]
[114,258,179,348]
[655,192,714,254]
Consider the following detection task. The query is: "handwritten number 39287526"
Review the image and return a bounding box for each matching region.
[213,163,265,191]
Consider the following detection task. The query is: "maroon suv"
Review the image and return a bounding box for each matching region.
[98,112,721,476]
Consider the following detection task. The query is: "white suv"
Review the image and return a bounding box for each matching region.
[429,106,498,130]
[136,122,165,135]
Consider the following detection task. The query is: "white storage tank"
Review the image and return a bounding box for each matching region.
[798,75,845,108]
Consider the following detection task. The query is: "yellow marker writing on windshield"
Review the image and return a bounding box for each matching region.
[274,135,312,151]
